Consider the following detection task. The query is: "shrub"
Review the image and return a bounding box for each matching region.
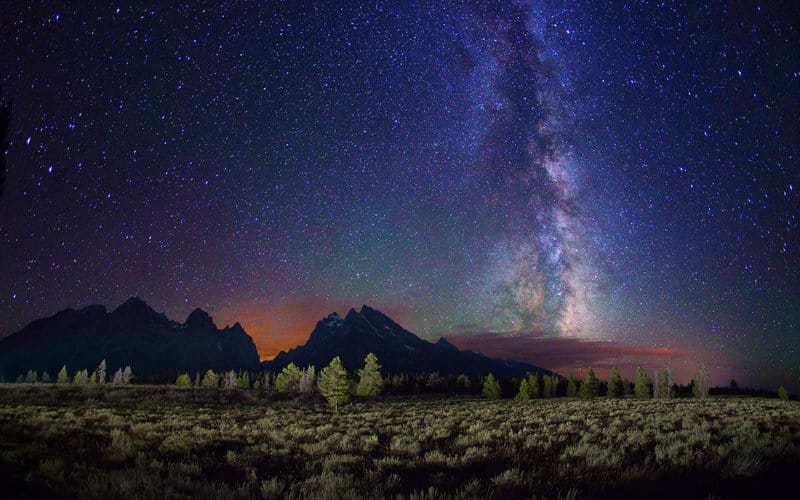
[482,373,501,399]
[356,353,382,398]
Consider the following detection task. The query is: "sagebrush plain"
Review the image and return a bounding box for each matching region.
[0,385,798,499]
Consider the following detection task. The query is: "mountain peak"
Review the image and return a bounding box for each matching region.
[110,297,161,324]
[322,312,344,329]
[185,308,216,330]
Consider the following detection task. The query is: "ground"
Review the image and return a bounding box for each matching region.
[0,385,798,498]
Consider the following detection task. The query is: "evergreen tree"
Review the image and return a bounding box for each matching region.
[654,365,674,399]
[580,367,599,401]
[194,372,201,387]
[96,359,107,384]
[356,353,383,398]
[275,363,302,393]
[778,386,789,400]
[41,371,51,383]
[455,374,471,392]
[515,378,531,402]
[237,371,251,389]
[692,364,711,399]
[201,369,219,388]
[176,373,192,386]
[607,367,621,398]
[121,366,133,384]
[74,369,89,385]
[89,371,97,384]
[318,357,351,411]
[57,365,69,384]
[634,365,652,399]
[566,372,577,397]
[24,370,37,383]
[482,373,501,399]
[111,369,123,384]
[527,374,540,398]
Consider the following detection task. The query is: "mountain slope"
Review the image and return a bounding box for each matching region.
[0,297,261,380]
[267,305,551,378]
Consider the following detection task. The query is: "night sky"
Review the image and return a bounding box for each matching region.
[1,2,798,389]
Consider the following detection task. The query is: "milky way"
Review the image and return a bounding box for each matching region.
[1,1,797,389]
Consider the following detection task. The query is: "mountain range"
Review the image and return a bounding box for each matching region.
[0,298,549,380]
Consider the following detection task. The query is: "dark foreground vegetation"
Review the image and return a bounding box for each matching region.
[0,385,798,499]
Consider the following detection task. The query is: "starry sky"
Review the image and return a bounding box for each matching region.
[1,1,798,390]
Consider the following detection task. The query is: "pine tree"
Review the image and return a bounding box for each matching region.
[194,372,201,387]
[89,371,97,384]
[634,365,652,399]
[24,370,37,383]
[121,366,133,384]
[176,373,192,386]
[654,365,674,399]
[111,369,123,384]
[778,386,789,400]
[456,374,471,392]
[57,365,69,384]
[566,373,577,397]
[318,357,351,411]
[580,367,599,401]
[275,363,302,393]
[96,359,107,384]
[514,378,531,402]
[238,371,251,389]
[356,353,383,398]
[201,369,219,388]
[482,373,501,399]
[41,371,51,383]
[525,374,539,398]
[607,367,621,398]
[692,364,711,399]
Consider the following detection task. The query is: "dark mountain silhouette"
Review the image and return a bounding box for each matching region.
[267,305,552,378]
[0,297,261,380]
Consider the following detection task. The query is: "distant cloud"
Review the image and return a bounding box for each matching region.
[448,331,738,385]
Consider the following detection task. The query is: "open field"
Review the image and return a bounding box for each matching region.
[0,385,798,499]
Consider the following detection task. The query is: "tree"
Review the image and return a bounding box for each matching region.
[634,365,652,399]
[580,367,599,401]
[275,363,302,393]
[456,374,472,392]
[515,378,531,402]
[527,374,540,398]
[222,370,238,390]
[57,365,69,384]
[238,371,251,390]
[299,366,316,395]
[121,366,133,384]
[111,369,123,384]
[74,369,89,385]
[89,371,97,384]
[607,367,621,398]
[201,369,218,388]
[356,353,383,398]
[566,372,577,397]
[542,374,559,398]
[482,373,501,399]
[692,364,711,399]
[41,371,51,383]
[176,373,192,386]
[654,365,674,399]
[96,360,107,384]
[24,370,37,383]
[318,357,351,411]
[778,386,789,400]
[729,379,738,394]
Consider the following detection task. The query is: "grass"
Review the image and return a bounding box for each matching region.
[0,384,798,498]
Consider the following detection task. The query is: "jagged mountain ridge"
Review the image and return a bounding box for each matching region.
[267,305,551,378]
[0,297,261,380]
